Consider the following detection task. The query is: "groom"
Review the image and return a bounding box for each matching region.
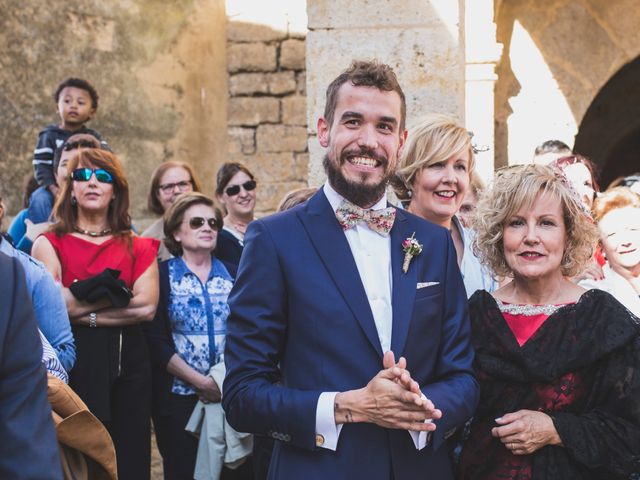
[223,60,478,479]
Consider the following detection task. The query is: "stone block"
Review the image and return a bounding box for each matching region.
[228,127,256,155]
[296,72,307,95]
[280,39,306,70]
[256,180,308,213]
[236,152,306,183]
[229,97,280,126]
[228,43,277,72]
[267,72,297,95]
[282,95,307,126]
[256,125,308,153]
[227,20,287,43]
[229,73,269,96]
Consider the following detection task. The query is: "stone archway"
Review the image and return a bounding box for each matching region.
[574,56,640,188]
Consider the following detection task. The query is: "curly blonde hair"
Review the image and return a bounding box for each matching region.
[472,164,598,278]
[393,114,475,204]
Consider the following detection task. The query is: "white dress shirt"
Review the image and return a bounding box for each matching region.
[315,182,428,451]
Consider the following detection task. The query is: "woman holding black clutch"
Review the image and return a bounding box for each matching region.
[33,147,159,480]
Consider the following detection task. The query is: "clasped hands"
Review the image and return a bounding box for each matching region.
[334,351,441,432]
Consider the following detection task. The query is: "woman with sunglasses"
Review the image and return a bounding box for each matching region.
[32,148,160,480]
[214,162,258,266]
[146,192,252,480]
[143,160,203,261]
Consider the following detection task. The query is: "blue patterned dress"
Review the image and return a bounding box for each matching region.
[166,257,233,395]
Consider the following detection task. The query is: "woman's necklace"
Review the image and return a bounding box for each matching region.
[73,225,112,237]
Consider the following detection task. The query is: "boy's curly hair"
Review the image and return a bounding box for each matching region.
[53,78,99,109]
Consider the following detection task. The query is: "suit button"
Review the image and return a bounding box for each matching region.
[315,434,325,446]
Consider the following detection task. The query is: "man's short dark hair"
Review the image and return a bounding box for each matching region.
[324,60,406,132]
[534,139,571,156]
[53,78,99,109]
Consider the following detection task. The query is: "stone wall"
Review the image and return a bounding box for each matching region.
[226,20,308,216]
[494,0,640,168]
[0,0,228,227]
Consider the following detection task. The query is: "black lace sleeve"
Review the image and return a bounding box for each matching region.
[552,335,640,476]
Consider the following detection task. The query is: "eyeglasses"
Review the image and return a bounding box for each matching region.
[158,180,193,194]
[186,217,219,230]
[71,168,114,184]
[225,180,257,196]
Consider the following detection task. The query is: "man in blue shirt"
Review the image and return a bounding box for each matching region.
[0,235,75,370]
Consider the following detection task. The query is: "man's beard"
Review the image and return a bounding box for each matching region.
[324,148,391,208]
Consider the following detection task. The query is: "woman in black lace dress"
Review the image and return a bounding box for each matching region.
[458,164,640,479]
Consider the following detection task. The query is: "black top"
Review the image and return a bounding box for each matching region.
[214,228,243,267]
[33,124,107,187]
[459,289,640,480]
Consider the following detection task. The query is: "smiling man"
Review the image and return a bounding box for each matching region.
[223,60,478,480]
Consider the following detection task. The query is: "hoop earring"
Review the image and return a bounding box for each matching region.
[71,197,77,206]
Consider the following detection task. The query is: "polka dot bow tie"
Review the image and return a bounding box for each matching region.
[335,200,396,236]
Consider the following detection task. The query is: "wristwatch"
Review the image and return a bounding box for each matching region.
[89,312,97,328]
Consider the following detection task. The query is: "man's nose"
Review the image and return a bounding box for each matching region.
[357,125,378,149]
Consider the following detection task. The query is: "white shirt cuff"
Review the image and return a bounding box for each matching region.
[315,391,343,450]
[409,394,432,450]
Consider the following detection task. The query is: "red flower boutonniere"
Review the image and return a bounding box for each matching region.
[402,232,423,273]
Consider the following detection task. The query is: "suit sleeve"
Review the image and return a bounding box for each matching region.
[0,255,63,479]
[423,230,480,450]
[222,220,321,451]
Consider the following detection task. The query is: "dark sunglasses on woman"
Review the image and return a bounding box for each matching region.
[187,217,219,230]
[71,168,114,184]
[225,180,257,196]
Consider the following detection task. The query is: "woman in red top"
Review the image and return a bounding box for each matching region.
[33,148,159,480]
[458,165,640,479]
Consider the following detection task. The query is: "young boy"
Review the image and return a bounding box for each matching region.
[30,78,108,223]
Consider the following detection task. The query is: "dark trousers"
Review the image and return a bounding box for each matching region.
[72,326,151,480]
[156,393,254,480]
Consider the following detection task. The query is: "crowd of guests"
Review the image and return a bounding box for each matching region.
[1,69,640,480]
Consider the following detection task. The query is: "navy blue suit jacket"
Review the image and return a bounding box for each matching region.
[223,190,478,479]
[0,252,62,479]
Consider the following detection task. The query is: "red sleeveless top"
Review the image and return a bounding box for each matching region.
[43,232,159,288]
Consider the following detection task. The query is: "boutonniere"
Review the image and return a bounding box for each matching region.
[402,232,423,273]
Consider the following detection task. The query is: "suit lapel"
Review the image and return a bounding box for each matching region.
[297,191,383,357]
[390,209,418,355]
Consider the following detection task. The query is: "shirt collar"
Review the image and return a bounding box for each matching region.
[171,256,233,282]
[323,181,388,212]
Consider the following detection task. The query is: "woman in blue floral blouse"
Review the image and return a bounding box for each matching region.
[146,192,240,480]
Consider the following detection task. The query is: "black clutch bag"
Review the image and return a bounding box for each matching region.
[69,268,134,308]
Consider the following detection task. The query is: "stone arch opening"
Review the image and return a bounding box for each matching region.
[574,56,640,188]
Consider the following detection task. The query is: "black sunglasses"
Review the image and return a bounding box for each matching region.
[187,217,219,230]
[225,180,257,196]
[71,167,114,184]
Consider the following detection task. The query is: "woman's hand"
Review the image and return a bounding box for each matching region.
[492,410,563,455]
[197,375,221,404]
[572,258,604,282]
